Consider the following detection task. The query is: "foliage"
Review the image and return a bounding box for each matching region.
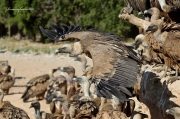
[0,0,138,42]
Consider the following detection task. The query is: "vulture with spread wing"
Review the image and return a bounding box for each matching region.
[39,24,140,102]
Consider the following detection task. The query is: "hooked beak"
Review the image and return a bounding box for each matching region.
[146,25,157,32]
[54,49,61,54]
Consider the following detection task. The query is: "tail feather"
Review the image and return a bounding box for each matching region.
[21,87,30,102]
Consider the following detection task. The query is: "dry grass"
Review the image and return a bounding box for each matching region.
[0,37,69,54]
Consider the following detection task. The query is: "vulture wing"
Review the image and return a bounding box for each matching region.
[39,24,140,102]
[88,41,140,102]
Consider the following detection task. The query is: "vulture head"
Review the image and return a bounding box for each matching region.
[57,66,75,75]
[166,107,180,118]
[55,41,83,57]
[73,76,88,85]
[146,19,164,32]
[0,60,8,66]
[55,44,73,54]
[134,34,145,50]
[29,101,40,110]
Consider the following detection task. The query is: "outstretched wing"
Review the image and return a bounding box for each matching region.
[88,41,140,102]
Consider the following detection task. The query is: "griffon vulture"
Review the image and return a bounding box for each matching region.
[39,24,140,102]
[0,89,30,119]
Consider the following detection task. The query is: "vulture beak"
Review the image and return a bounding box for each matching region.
[54,48,61,54]
[146,25,157,32]
[29,104,33,109]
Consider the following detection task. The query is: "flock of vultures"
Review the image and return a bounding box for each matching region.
[0,0,180,119]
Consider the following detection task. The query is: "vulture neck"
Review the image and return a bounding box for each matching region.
[48,69,55,78]
[81,78,90,97]
[80,56,88,72]
[34,108,41,119]
[153,28,164,43]
[55,101,61,109]
[67,73,75,85]
[151,12,160,21]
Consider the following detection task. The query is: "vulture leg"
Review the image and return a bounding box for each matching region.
[158,0,178,13]
[167,66,180,84]
[99,97,106,111]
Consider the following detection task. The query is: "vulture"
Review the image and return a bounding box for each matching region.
[0,69,15,94]
[122,0,180,23]
[46,75,67,104]
[0,61,11,75]
[39,24,140,102]
[52,94,76,119]
[57,66,77,98]
[166,107,180,119]
[146,18,180,82]
[0,89,30,119]
[21,68,57,102]
[50,91,63,115]
[30,101,60,119]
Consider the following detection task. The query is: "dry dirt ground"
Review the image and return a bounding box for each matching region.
[0,52,93,119]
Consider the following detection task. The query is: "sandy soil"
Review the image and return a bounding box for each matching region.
[0,52,92,119]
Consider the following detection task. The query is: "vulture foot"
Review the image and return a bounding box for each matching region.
[167,76,180,84]
[80,96,93,101]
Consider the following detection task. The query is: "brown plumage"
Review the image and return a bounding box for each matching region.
[30,100,59,119]
[0,69,15,94]
[122,0,180,23]
[0,61,11,75]
[166,107,180,119]
[46,75,67,104]
[40,24,140,102]
[146,18,180,82]
[0,89,30,119]
[21,68,57,102]
[52,94,76,119]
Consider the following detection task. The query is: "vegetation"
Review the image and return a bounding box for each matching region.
[0,0,138,42]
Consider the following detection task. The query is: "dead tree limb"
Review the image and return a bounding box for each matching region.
[119,14,151,30]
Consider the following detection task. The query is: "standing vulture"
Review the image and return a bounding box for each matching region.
[39,24,140,102]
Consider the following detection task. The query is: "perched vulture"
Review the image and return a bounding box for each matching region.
[0,69,15,94]
[21,68,57,102]
[39,24,140,102]
[122,0,180,23]
[0,89,30,119]
[146,18,180,82]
